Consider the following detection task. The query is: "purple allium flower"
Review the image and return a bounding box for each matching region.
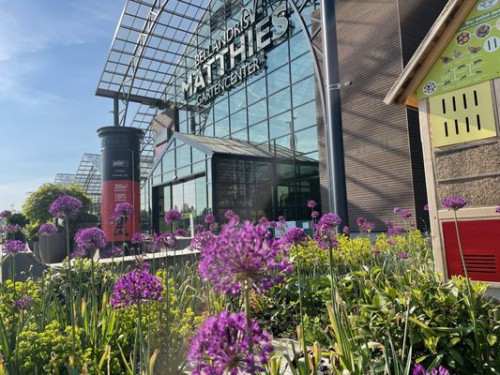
[224,210,236,220]
[258,216,269,225]
[412,364,450,375]
[281,227,307,250]
[311,211,320,219]
[3,240,26,255]
[198,221,292,296]
[387,238,397,246]
[194,224,205,233]
[110,202,134,224]
[110,268,163,309]
[385,219,394,228]
[431,366,450,375]
[267,221,276,229]
[71,247,88,259]
[102,245,123,258]
[38,223,58,236]
[342,226,350,235]
[154,233,176,249]
[277,215,286,223]
[362,221,376,232]
[204,213,216,224]
[314,213,342,249]
[174,228,187,237]
[423,204,429,211]
[397,251,409,260]
[373,248,380,256]
[0,210,12,219]
[387,226,405,237]
[209,222,219,233]
[393,207,401,214]
[442,196,467,211]
[131,232,150,245]
[401,209,412,219]
[356,216,366,226]
[49,195,82,220]
[412,364,427,375]
[74,227,106,252]
[231,215,240,224]
[187,311,273,375]
[13,296,33,311]
[190,230,216,252]
[4,224,21,233]
[164,209,182,224]
[495,204,500,214]
[307,200,317,208]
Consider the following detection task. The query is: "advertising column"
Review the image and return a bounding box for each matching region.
[97,127,144,242]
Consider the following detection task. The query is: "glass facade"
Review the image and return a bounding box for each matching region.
[149,0,322,229]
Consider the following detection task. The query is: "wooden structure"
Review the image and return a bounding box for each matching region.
[385,0,500,286]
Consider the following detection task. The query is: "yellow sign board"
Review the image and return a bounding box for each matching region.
[418,0,500,99]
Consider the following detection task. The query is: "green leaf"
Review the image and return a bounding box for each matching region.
[487,334,497,346]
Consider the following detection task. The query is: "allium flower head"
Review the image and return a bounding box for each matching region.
[277,215,286,223]
[281,227,307,250]
[0,210,12,219]
[110,202,134,224]
[13,296,33,311]
[442,196,467,211]
[131,232,150,245]
[188,311,273,375]
[190,230,216,252]
[102,245,123,258]
[397,251,409,260]
[393,207,401,214]
[4,224,21,233]
[194,224,205,233]
[224,210,236,220]
[75,227,106,252]
[3,240,26,255]
[258,216,269,225]
[342,226,350,235]
[356,216,366,226]
[110,268,163,309]
[385,219,394,228]
[198,221,292,296]
[412,364,450,375]
[387,226,405,237]
[496,204,500,214]
[313,213,342,249]
[164,209,182,224]
[311,210,320,219]
[49,195,82,219]
[362,221,376,232]
[38,223,58,236]
[209,222,219,233]
[307,200,317,208]
[423,204,430,211]
[154,232,176,249]
[401,209,412,219]
[204,213,216,224]
[175,228,187,237]
[71,247,88,259]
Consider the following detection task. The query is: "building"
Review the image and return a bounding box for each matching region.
[97,0,449,233]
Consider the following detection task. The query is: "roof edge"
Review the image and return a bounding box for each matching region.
[384,0,476,108]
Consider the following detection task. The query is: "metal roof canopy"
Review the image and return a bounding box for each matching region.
[73,154,102,197]
[54,173,76,186]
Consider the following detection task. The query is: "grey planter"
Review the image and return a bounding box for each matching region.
[39,231,67,263]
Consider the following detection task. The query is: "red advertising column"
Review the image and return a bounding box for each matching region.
[97,127,144,242]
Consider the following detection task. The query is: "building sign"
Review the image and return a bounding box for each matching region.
[181,5,289,104]
[418,0,500,99]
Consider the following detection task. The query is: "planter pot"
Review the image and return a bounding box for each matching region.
[39,232,67,263]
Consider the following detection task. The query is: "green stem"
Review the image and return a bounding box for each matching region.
[138,303,144,374]
[65,219,76,358]
[296,256,310,375]
[90,255,96,368]
[453,211,481,362]
[243,279,251,330]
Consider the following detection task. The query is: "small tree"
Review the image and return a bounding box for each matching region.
[22,183,92,227]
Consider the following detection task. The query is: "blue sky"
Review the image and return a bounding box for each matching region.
[0,0,124,211]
